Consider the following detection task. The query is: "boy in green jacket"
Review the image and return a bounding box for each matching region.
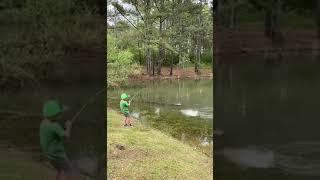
[40,100,74,180]
[120,93,133,127]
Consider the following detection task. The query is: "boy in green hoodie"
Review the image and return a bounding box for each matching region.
[120,93,133,127]
[40,100,74,180]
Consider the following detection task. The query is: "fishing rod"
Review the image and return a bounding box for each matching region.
[69,88,106,125]
[63,88,106,179]
[128,88,144,103]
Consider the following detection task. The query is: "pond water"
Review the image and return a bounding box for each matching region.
[107,79,213,154]
[215,54,320,179]
[0,85,105,179]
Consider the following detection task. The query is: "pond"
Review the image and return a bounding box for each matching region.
[215,54,320,179]
[107,79,213,155]
[0,84,105,179]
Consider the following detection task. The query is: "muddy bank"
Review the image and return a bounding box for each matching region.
[129,67,213,83]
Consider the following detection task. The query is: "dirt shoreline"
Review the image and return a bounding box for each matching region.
[129,67,213,82]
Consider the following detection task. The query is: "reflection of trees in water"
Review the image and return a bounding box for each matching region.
[144,111,212,145]
[220,143,320,176]
[274,142,320,176]
[127,80,212,107]
[216,60,320,178]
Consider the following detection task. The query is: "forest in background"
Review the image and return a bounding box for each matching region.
[0,0,105,90]
[107,0,214,88]
[215,0,320,40]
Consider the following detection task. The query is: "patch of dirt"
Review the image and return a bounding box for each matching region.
[109,146,149,160]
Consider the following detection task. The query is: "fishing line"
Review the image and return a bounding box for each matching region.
[66,88,106,178]
[129,88,144,103]
[70,88,106,125]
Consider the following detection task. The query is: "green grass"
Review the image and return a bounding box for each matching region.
[0,149,90,180]
[107,109,213,180]
[0,150,56,180]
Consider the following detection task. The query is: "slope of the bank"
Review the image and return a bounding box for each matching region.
[0,149,56,180]
[107,109,213,180]
[130,67,213,82]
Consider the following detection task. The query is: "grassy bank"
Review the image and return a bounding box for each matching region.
[107,109,213,180]
[0,149,90,180]
[0,149,56,180]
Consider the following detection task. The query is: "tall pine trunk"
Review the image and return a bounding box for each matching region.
[229,0,235,29]
[212,48,214,73]
[265,0,283,42]
[170,53,173,76]
[158,18,164,75]
[152,50,155,76]
[195,15,201,75]
[145,0,152,76]
[316,0,320,38]
[195,42,199,74]
[265,8,272,37]
[157,0,165,75]
[272,0,283,43]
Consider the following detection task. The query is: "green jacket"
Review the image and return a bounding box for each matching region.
[120,100,130,114]
[39,121,68,161]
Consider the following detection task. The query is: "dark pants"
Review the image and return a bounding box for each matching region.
[124,112,130,117]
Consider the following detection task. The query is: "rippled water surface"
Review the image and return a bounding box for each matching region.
[215,55,320,179]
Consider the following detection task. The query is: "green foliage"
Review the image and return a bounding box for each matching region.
[221,0,317,28]
[201,50,213,64]
[107,33,140,88]
[108,0,213,74]
[0,0,103,89]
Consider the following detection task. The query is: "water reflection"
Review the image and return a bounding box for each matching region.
[181,109,200,117]
[275,141,320,176]
[155,107,160,115]
[220,142,320,176]
[221,147,275,169]
[215,55,320,179]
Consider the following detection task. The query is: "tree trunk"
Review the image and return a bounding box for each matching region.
[152,50,155,76]
[265,0,283,42]
[211,47,214,73]
[265,9,272,37]
[145,0,152,76]
[148,49,152,75]
[170,55,173,76]
[157,0,165,75]
[229,0,235,29]
[146,49,149,74]
[195,15,201,75]
[138,36,142,64]
[195,43,199,74]
[272,0,283,42]
[316,0,320,38]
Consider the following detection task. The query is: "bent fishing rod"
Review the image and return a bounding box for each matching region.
[69,88,106,125]
[128,88,144,103]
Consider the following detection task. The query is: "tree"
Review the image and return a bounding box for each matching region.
[108,0,213,78]
[316,0,320,38]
